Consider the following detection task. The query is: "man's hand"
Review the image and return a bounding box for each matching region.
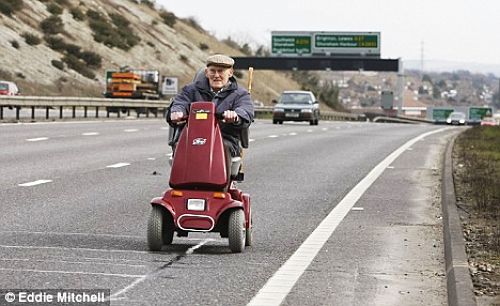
[223,110,239,123]
[170,111,185,123]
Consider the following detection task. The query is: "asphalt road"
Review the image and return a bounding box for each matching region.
[0,119,456,305]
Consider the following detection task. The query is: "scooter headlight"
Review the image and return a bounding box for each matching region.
[187,199,205,211]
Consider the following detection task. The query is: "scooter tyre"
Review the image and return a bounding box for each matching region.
[147,206,173,251]
[228,209,245,253]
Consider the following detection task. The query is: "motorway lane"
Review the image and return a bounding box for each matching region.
[0,119,447,305]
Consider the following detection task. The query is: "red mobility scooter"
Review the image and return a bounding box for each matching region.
[147,101,252,253]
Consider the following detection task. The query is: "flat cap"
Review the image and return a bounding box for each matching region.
[206,54,234,68]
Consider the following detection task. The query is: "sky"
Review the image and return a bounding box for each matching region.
[157,0,500,67]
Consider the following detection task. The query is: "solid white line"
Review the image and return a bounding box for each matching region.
[106,163,130,168]
[0,267,143,278]
[247,127,449,306]
[0,258,146,268]
[82,132,99,136]
[18,180,52,187]
[109,239,213,300]
[26,137,48,142]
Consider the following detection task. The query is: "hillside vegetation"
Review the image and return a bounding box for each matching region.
[0,0,300,104]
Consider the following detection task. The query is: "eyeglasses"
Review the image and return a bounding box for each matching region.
[206,68,229,76]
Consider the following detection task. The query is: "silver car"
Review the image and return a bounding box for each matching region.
[272,91,320,125]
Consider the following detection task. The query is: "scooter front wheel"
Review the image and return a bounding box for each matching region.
[228,209,245,253]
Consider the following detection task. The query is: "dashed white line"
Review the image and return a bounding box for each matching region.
[288,132,297,136]
[18,180,52,187]
[247,127,449,306]
[147,157,156,161]
[106,163,130,168]
[82,132,99,136]
[249,139,256,142]
[268,135,279,138]
[26,137,48,142]
[124,129,139,132]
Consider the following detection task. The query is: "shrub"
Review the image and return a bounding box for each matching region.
[151,19,158,26]
[62,54,95,79]
[64,43,81,57]
[179,54,188,63]
[45,36,66,51]
[16,72,26,79]
[186,17,204,32]
[146,41,155,47]
[0,0,23,16]
[87,10,140,50]
[10,40,20,49]
[79,51,102,68]
[199,42,209,50]
[159,10,176,27]
[40,16,64,34]
[70,7,85,21]
[47,3,63,15]
[51,59,65,70]
[22,32,41,45]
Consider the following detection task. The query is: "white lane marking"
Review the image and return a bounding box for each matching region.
[268,135,279,138]
[307,129,313,133]
[106,163,130,168]
[161,127,169,130]
[247,127,449,306]
[26,137,48,142]
[249,139,256,142]
[82,132,99,136]
[109,239,213,301]
[18,180,52,187]
[289,132,297,136]
[147,157,156,161]
[0,258,146,268]
[351,207,364,211]
[0,230,143,239]
[387,166,395,169]
[0,267,142,278]
[0,244,152,255]
[322,128,328,131]
[124,129,139,132]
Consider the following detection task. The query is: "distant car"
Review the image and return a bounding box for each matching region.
[446,112,466,125]
[480,117,499,126]
[272,91,320,125]
[0,80,20,96]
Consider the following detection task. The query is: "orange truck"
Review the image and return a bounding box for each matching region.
[104,69,161,100]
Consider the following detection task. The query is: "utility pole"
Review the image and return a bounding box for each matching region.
[420,40,424,76]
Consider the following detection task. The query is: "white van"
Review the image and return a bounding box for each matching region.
[0,81,20,96]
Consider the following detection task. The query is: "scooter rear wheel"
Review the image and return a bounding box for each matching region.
[147,206,173,251]
[228,209,245,253]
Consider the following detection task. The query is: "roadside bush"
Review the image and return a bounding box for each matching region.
[159,10,176,27]
[79,51,102,68]
[45,36,66,51]
[40,15,64,35]
[62,54,95,79]
[0,0,23,16]
[10,40,20,49]
[51,60,65,70]
[179,54,188,63]
[199,42,209,50]
[22,32,42,45]
[87,10,140,50]
[70,7,85,21]
[185,17,204,33]
[47,3,63,15]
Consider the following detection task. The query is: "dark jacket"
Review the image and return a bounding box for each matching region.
[168,75,254,156]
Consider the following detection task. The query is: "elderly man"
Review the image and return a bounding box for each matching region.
[168,54,254,158]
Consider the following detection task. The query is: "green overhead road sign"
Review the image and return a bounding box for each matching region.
[315,34,378,48]
[272,35,312,55]
[272,31,380,57]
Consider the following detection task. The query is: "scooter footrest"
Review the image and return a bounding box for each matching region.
[233,172,244,182]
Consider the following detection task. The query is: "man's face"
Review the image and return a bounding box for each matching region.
[205,65,233,91]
